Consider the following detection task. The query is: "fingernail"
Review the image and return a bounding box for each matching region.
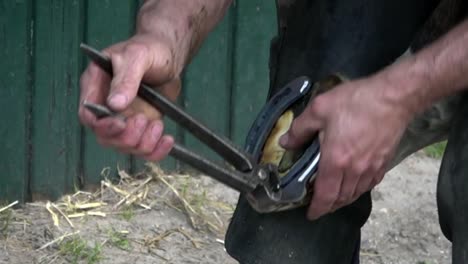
[108,94,127,109]
[279,134,289,147]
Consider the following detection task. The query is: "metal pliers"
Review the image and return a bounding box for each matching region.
[80,43,321,213]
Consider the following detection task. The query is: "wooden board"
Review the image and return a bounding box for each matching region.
[29,0,83,200]
[230,0,277,147]
[0,0,32,202]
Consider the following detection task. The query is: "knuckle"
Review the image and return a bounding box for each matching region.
[120,134,139,149]
[125,42,156,73]
[287,119,312,141]
[288,120,301,136]
[337,193,352,205]
[124,42,149,58]
[111,78,136,92]
[353,160,368,176]
[355,183,371,195]
[85,63,102,78]
[110,52,124,67]
[332,152,351,170]
[151,44,174,76]
[137,142,154,155]
[309,95,327,114]
[371,157,385,172]
[315,189,336,205]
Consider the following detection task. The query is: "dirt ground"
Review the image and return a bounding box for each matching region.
[0,152,451,264]
[360,152,450,264]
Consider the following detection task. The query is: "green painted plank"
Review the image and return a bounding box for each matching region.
[83,0,137,185]
[30,0,83,200]
[231,1,277,146]
[0,0,31,202]
[181,10,234,165]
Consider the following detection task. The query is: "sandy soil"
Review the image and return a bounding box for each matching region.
[0,152,451,264]
[361,153,451,264]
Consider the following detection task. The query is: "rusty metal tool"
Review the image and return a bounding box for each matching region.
[80,43,274,194]
[80,43,321,213]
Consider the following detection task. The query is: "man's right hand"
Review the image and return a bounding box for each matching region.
[78,0,232,162]
[78,34,181,161]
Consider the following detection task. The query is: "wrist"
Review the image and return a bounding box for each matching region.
[377,19,468,118]
[136,0,232,69]
[376,54,433,119]
[135,1,194,73]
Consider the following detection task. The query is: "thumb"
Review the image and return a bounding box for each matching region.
[279,110,323,149]
[107,44,151,111]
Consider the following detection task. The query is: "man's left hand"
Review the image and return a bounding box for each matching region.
[280,75,412,220]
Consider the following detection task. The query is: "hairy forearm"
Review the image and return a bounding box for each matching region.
[136,0,232,69]
[381,18,468,116]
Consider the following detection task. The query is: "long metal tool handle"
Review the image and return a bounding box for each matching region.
[170,144,258,193]
[80,43,253,172]
[82,101,259,193]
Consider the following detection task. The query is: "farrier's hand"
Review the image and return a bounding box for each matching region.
[78,0,232,162]
[79,34,181,161]
[280,76,413,220]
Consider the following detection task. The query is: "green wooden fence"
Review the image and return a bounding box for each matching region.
[0,0,276,202]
